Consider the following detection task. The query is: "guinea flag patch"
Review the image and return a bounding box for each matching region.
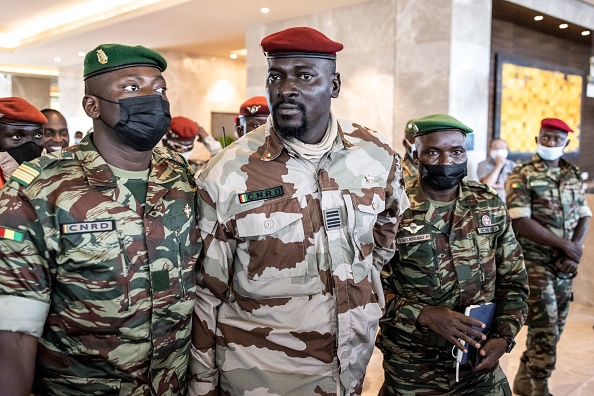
[0,226,24,242]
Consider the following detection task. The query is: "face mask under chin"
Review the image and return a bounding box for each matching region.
[420,161,467,190]
[536,143,564,161]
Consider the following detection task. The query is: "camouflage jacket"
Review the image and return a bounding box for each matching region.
[379,179,528,348]
[189,118,409,396]
[0,135,201,395]
[505,154,592,264]
[402,154,419,187]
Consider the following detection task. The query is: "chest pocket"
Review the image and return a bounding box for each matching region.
[232,197,320,298]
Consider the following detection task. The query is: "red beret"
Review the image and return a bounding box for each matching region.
[541,118,573,133]
[169,116,198,139]
[238,96,270,118]
[0,97,47,125]
[260,27,343,59]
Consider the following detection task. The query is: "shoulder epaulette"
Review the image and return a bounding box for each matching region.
[9,151,75,188]
[466,180,498,196]
[154,147,195,177]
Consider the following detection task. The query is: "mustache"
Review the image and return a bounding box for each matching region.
[271,100,306,115]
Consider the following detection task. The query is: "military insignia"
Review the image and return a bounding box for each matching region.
[0,226,24,242]
[96,49,108,64]
[61,220,115,234]
[238,186,284,204]
[406,122,414,130]
[412,123,419,133]
[10,162,41,187]
[324,209,342,231]
[530,180,548,187]
[247,105,261,114]
[477,225,500,234]
[183,204,192,218]
[365,174,375,184]
[397,233,431,244]
[481,215,491,226]
[510,182,521,189]
[403,223,424,234]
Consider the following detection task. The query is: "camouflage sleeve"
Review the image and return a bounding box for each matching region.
[492,209,529,338]
[0,183,51,337]
[576,182,593,218]
[380,266,427,333]
[505,166,531,219]
[189,184,234,396]
[373,154,409,270]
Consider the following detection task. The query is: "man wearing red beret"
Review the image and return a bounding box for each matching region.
[0,97,47,188]
[235,96,270,138]
[506,118,591,396]
[190,26,409,396]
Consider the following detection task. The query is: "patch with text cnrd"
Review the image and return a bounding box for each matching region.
[238,186,284,204]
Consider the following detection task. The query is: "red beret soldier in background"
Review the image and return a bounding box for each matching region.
[506,117,591,396]
[235,96,270,138]
[0,97,47,188]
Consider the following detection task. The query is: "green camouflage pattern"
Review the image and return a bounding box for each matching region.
[377,178,528,395]
[189,119,409,396]
[0,134,201,395]
[505,155,591,267]
[402,154,418,187]
[506,155,591,389]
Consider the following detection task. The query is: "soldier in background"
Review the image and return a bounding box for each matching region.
[402,118,419,185]
[41,108,70,153]
[74,130,84,144]
[507,118,591,396]
[189,27,409,396]
[377,114,528,395]
[235,95,269,138]
[0,44,200,395]
[0,97,47,188]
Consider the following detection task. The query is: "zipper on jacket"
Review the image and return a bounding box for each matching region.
[175,229,186,297]
[117,233,132,311]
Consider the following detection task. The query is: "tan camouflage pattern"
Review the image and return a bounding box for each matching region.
[189,119,409,396]
[0,134,201,395]
[506,155,591,388]
[377,178,528,395]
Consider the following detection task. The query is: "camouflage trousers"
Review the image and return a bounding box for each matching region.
[519,260,572,380]
[378,334,511,395]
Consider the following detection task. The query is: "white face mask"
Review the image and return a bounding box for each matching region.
[537,143,565,161]
[490,149,508,160]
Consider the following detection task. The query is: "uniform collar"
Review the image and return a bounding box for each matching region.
[407,178,478,211]
[259,114,355,162]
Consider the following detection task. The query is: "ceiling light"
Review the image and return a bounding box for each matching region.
[78,51,86,57]
[534,16,543,21]
[230,53,238,59]
[53,57,62,63]
[582,31,591,36]
[261,7,270,14]
[559,23,569,29]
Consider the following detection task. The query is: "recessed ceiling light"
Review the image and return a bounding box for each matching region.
[230,53,238,59]
[78,51,85,57]
[261,7,270,14]
[583,31,591,36]
[534,16,543,21]
[53,57,61,62]
[560,23,569,29]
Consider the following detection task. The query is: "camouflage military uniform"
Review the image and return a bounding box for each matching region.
[0,135,201,395]
[378,178,528,395]
[189,117,409,396]
[402,154,418,187]
[506,155,592,387]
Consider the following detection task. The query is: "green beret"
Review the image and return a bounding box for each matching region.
[405,119,416,134]
[83,44,167,80]
[411,114,473,136]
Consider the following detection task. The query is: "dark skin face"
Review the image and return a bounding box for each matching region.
[266,57,340,144]
[414,129,467,201]
[0,122,44,151]
[82,66,167,171]
[42,112,69,152]
[236,115,268,138]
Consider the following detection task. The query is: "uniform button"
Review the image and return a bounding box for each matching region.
[438,253,446,259]
[264,220,274,229]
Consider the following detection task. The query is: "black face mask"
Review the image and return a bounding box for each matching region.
[420,161,467,190]
[97,94,171,151]
[5,141,44,164]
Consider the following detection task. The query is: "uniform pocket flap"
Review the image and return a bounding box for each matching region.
[236,211,303,238]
